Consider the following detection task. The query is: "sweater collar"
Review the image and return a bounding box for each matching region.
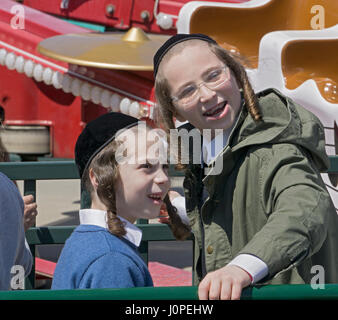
[79,209,143,247]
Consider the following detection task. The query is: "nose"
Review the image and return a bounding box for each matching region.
[199,84,217,103]
[154,166,170,186]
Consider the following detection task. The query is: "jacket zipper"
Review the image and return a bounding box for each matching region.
[198,99,246,279]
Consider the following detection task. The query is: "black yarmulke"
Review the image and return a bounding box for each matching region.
[75,112,139,178]
[153,33,217,77]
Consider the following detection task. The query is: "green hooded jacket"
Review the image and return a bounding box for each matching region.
[183,88,338,285]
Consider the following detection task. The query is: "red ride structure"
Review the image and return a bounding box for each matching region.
[21,0,245,34]
[0,0,246,159]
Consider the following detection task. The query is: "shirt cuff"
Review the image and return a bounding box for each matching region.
[171,196,190,226]
[227,254,269,284]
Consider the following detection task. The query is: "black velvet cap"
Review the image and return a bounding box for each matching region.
[75,112,139,178]
[153,33,217,77]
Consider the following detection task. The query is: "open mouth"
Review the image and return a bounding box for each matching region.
[203,101,227,117]
[147,193,163,205]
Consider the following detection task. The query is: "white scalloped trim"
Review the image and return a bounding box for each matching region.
[0,45,154,119]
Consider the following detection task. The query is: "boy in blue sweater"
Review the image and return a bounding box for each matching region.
[52,113,188,289]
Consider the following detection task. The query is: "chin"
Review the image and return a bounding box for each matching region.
[141,209,160,220]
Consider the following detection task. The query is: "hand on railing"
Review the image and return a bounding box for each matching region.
[198,265,252,300]
[23,195,38,232]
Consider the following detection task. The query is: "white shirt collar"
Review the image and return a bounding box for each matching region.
[202,111,242,165]
[79,209,143,247]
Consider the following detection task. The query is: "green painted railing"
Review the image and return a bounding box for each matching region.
[25,224,176,246]
[0,284,338,300]
[0,156,337,299]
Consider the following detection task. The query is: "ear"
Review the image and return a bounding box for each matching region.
[89,168,99,190]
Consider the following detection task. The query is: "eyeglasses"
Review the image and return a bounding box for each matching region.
[171,66,230,106]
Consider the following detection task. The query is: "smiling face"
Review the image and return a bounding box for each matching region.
[114,128,170,223]
[160,41,242,132]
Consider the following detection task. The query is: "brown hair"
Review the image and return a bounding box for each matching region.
[82,125,191,240]
[163,194,191,240]
[82,138,126,237]
[154,39,261,133]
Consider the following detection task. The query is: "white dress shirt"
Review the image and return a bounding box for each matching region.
[79,209,143,247]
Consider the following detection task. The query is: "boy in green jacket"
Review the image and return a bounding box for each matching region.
[154,34,338,300]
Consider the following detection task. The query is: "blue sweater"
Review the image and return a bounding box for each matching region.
[51,225,153,289]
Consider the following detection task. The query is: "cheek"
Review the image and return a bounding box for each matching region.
[116,169,136,197]
[177,103,200,118]
[222,80,241,105]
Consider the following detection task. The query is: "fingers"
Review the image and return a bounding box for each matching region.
[24,213,37,225]
[23,194,34,204]
[158,217,170,224]
[208,279,222,300]
[220,280,232,300]
[23,211,37,232]
[23,194,38,215]
[198,277,211,300]
[24,202,38,213]
[24,206,38,219]
[230,282,243,300]
[199,276,233,300]
[159,208,168,216]
[23,194,38,232]
[198,265,251,300]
